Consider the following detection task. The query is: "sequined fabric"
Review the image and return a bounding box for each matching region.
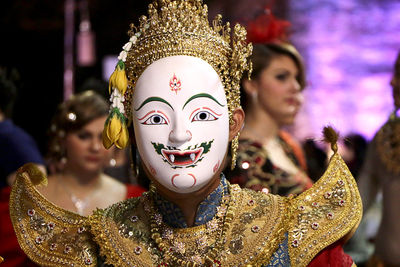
[227,134,312,196]
[154,175,229,228]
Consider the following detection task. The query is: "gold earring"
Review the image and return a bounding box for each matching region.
[230,133,240,170]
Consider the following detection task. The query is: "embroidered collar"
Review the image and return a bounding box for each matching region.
[153,174,229,228]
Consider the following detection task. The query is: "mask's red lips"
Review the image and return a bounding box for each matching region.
[162,147,204,166]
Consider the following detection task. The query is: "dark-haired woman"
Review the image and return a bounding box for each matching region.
[227,43,313,196]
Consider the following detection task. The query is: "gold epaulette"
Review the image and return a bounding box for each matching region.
[9,163,98,266]
[288,151,362,266]
[89,196,153,266]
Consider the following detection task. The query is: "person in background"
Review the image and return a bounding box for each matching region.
[0,67,46,188]
[42,90,145,215]
[357,50,400,267]
[342,133,368,179]
[0,90,145,266]
[78,76,140,185]
[226,10,313,196]
[302,139,327,183]
[0,67,45,266]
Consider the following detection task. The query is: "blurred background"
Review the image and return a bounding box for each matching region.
[1,0,399,154]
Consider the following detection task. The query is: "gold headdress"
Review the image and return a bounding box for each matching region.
[102,0,252,167]
[376,109,400,173]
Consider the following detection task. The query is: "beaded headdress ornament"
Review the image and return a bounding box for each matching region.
[102,0,253,169]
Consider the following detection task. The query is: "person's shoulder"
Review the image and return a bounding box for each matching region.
[0,120,33,141]
[286,151,362,266]
[89,194,150,265]
[9,164,97,266]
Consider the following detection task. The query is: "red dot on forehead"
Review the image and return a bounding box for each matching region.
[169,73,182,94]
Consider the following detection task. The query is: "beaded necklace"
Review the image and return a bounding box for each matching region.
[145,184,236,266]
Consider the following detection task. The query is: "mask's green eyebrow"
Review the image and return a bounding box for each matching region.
[135,97,174,111]
[182,93,225,110]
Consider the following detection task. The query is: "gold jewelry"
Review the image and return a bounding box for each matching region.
[376,109,400,173]
[231,133,240,170]
[146,189,232,266]
[103,0,253,149]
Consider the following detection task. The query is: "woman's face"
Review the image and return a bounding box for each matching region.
[255,55,303,126]
[64,116,112,173]
[133,56,230,193]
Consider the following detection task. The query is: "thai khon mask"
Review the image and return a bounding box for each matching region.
[133,56,229,193]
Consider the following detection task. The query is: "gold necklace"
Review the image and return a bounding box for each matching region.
[146,185,235,266]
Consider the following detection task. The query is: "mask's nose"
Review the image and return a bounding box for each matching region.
[169,121,192,146]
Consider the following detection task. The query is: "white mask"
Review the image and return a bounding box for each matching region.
[133,56,229,193]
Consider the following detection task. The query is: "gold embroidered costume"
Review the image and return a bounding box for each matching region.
[10,143,361,266]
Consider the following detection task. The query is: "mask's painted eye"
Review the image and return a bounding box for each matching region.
[142,114,168,125]
[192,110,218,122]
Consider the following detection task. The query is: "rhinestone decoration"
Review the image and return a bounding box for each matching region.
[50,243,57,251]
[35,236,44,244]
[311,222,319,230]
[251,225,260,233]
[134,246,142,255]
[47,222,55,230]
[64,245,72,254]
[27,209,35,217]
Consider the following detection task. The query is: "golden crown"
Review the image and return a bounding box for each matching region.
[103,0,252,154]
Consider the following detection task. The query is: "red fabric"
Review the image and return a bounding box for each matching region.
[0,187,37,267]
[0,184,145,266]
[308,240,354,267]
[246,7,291,44]
[125,184,146,198]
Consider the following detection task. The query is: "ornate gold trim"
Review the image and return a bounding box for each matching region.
[288,152,362,266]
[9,164,97,267]
[90,184,290,266]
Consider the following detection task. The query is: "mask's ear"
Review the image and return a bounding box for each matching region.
[229,107,245,141]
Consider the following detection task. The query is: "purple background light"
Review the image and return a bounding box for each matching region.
[289,0,400,140]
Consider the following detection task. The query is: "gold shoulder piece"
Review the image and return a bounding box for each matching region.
[89,196,154,266]
[288,152,362,266]
[9,164,98,266]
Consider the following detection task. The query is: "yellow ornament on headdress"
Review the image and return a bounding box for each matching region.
[116,125,129,149]
[102,107,129,149]
[109,61,128,95]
